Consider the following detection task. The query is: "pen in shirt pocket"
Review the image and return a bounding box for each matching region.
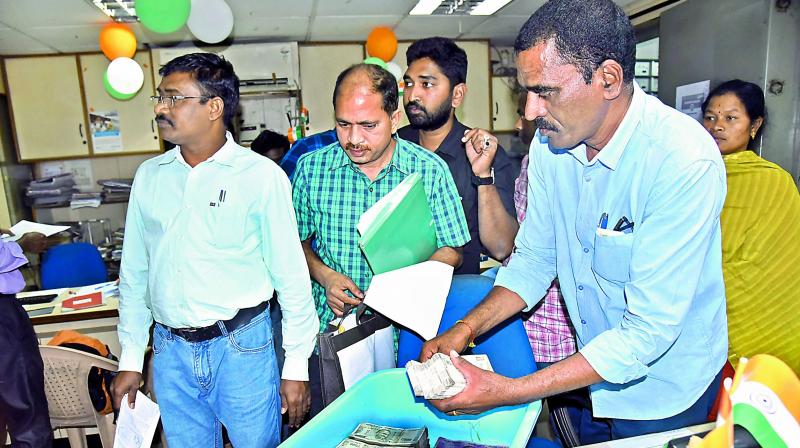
[598,212,609,229]
[613,216,634,232]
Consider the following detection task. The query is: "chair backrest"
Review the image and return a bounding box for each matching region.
[40,243,108,289]
[397,274,537,379]
[38,345,118,429]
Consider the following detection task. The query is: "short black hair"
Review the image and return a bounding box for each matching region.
[332,64,398,116]
[406,37,468,86]
[702,79,766,123]
[514,0,636,84]
[250,129,290,157]
[159,53,240,129]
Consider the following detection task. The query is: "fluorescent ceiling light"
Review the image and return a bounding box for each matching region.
[410,0,445,15]
[90,0,138,22]
[469,0,513,15]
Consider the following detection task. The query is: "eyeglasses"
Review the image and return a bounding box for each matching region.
[150,95,213,108]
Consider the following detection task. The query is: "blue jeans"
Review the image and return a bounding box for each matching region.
[152,308,281,448]
[552,369,723,445]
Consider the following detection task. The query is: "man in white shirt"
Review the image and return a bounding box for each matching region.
[111,53,318,448]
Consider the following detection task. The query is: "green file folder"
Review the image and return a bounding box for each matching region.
[357,173,437,275]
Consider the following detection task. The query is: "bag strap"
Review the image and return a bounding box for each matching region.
[340,302,370,325]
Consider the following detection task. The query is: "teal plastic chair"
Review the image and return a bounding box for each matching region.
[40,243,108,289]
[281,369,541,447]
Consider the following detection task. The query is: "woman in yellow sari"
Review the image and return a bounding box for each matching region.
[702,80,800,373]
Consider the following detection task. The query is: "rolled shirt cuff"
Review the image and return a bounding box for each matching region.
[281,355,310,382]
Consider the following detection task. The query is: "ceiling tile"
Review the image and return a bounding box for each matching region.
[315,0,418,16]
[226,0,314,18]
[232,17,309,40]
[0,29,58,55]
[308,16,400,41]
[394,15,488,40]
[460,16,527,43]
[29,24,106,53]
[494,0,546,16]
[0,0,107,28]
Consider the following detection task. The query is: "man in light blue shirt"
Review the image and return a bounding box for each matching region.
[111,53,318,448]
[421,0,727,442]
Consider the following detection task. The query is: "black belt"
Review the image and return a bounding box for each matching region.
[166,301,268,343]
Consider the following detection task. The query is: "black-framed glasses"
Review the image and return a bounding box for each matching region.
[150,95,213,108]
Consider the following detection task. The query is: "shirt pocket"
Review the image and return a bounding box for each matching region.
[593,232,634,283]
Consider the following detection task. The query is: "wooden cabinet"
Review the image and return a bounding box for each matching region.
[491,76,519,132]
[79,52,160,155]
[3,52,161,162]
[4,55,90,161]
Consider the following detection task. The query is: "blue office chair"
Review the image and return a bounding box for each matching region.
[40,243,108,289]
[398,274,537,380]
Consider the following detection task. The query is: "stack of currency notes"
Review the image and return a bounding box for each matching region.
[336,423,430,447]
[405,353,493,400]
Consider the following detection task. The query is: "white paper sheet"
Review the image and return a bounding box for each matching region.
[363,260,453,340]
[114,391,161,448]
[1,220,70,242]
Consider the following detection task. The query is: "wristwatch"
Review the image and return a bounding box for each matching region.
[472,168,494,186]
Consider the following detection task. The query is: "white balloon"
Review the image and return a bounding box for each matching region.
[106,57,144,95]
[188,0,234,44]
[386,61,403,81]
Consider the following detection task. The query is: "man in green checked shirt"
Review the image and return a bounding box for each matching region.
[291,63,470,415]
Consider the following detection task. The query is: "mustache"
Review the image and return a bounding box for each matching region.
[345,143,371,152]
[406,101,427,113]
[533,118,558,132]
[155,114,174,126]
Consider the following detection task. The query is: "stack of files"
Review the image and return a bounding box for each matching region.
[357,173,437,275]
[25,173,76,207]
[97,178,133,202]
[70,192,102,209]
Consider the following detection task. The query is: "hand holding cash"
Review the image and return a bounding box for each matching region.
[405,353,493,400]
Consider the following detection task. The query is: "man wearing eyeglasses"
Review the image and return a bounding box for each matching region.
[111,53,318,448]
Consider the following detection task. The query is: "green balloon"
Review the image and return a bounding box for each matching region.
[136,0,191,34]
[363,57,388,70]
[104,71,137,100]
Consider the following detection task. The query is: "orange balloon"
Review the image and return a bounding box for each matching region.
[99,23,137,60]
[366,26,398,62]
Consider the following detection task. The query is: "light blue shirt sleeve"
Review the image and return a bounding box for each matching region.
[261,170,319,381]
[580,158,726,384]
[117,167,154,373]
[495,144,557,310]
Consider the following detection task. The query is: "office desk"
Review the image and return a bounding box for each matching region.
[20,285,121,357]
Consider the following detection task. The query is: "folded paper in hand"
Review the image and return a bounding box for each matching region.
[1,220,70,242]
[362,260,453,341]
[114,391,160,448]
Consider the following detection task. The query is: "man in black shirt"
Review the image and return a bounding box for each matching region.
[398,37,517,275]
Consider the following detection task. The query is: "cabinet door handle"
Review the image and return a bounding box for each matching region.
[151,120,155,133]
[494,102,499,116]
[79,123,86,144]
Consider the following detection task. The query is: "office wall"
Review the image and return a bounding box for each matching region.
[660,0,800,180]
[298,43,364,135]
